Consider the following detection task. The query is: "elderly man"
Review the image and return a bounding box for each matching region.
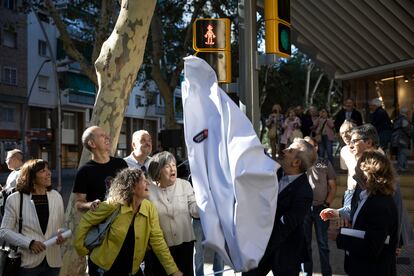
[243,138,316,276]
[124,130,152,171]
[73,126,127,213]
[334,98,363,132]
[321,124,380,222]
[1,149,24,216]
[3,149,24,192]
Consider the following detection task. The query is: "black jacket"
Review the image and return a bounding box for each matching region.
[334,108,363,132]
[337,193,398,276]
[267,173,313,274]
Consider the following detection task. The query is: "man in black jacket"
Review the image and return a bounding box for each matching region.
[334,99,363,132]
[243,138,315,276]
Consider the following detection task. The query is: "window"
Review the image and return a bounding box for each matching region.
[135,95,146,108]
[2,29,17,48]
[0,107,14,123]
[38,40,48,57]
[63,112,76,129]
[2,67,17,85]
[38,75,49,91]
[3,0,15,10]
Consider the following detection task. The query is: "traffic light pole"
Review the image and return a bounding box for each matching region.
[238,0,260,135]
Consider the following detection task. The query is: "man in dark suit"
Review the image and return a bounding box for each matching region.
[243,138,316,276]
[334,99,363,132]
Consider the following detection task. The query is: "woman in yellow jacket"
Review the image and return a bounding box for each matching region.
[74,168,183,276]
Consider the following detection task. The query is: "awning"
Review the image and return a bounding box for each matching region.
[259,0,414,80]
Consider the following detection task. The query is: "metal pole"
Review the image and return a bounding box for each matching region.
[31,9,62,191]
[238,0,260,135]
[22,58,51,160]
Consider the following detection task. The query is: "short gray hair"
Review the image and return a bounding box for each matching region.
[148,151,176,181]
[351,124,379,148]
[82,126,98,152]
[7,149,23,161]
[132,130,150,142]
[339,120,357,133]
[293,138,316,172]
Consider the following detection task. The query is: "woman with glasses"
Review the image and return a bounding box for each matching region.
[0,159,66,276]
[74,168,182,276]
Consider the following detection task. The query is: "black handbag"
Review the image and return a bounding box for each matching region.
[0,192,23,276]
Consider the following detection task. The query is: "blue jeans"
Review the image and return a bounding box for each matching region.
[193,219,224,276]
[18,259,60,276]
[318,135,333,165]
[302,205,332,276]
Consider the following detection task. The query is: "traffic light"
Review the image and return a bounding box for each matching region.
[264,0,291,57]
[195,51,231,83]
[193,18,232,83]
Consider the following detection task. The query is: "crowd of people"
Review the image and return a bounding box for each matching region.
[0,96,413,275]
[266,98,414,172]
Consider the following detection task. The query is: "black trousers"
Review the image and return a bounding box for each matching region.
[88,258,144,276]
[145,241,194,276]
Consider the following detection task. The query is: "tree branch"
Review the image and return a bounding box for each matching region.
[91,0,112,64]
[44,0,97,86]
[169,0,207,89]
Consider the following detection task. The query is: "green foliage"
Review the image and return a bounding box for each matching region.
[259,50,337,117]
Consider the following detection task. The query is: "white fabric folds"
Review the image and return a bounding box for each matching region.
[181,56,279,272]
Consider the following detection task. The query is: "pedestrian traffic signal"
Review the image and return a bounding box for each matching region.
[265,19,291,57]
[195,51,232,83]
[193,18,231,52]
[264,0,291,24]
[193,18,232,83]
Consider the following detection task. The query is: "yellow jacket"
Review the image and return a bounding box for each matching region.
[74,199,178,275]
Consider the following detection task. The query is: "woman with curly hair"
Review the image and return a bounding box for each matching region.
[0,159,66,275]
[335,150,398,276]
[74,168,182,276]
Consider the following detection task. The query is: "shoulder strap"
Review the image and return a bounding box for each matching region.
[18,192,23,234]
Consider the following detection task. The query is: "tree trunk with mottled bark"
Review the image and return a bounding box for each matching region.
[59,1,156,275]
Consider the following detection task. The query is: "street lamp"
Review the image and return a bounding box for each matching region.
[30,6,62,191]
[21,58,52,160]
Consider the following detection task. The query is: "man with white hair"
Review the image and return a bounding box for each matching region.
[3,149,24,192]
[368,98,392,151]
[243,138,316,276]
[391,107,411,171]
[124,130,153,172]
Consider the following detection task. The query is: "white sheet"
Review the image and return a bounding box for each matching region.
[181,56,280,272]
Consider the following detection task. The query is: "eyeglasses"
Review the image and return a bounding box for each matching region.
[349,138,364,145]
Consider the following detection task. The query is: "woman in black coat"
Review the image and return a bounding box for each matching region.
[336,150,398,276]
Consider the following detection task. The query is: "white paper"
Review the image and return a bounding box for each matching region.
[340,228,389,244]
[43,229,72,247]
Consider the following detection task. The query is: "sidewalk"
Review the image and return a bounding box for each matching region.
[202,237,414,275]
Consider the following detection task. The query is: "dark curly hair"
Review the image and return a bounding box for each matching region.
[16,159,52,194]
[107,168,144,205]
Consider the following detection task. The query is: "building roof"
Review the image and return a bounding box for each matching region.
[260,0,414,80]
